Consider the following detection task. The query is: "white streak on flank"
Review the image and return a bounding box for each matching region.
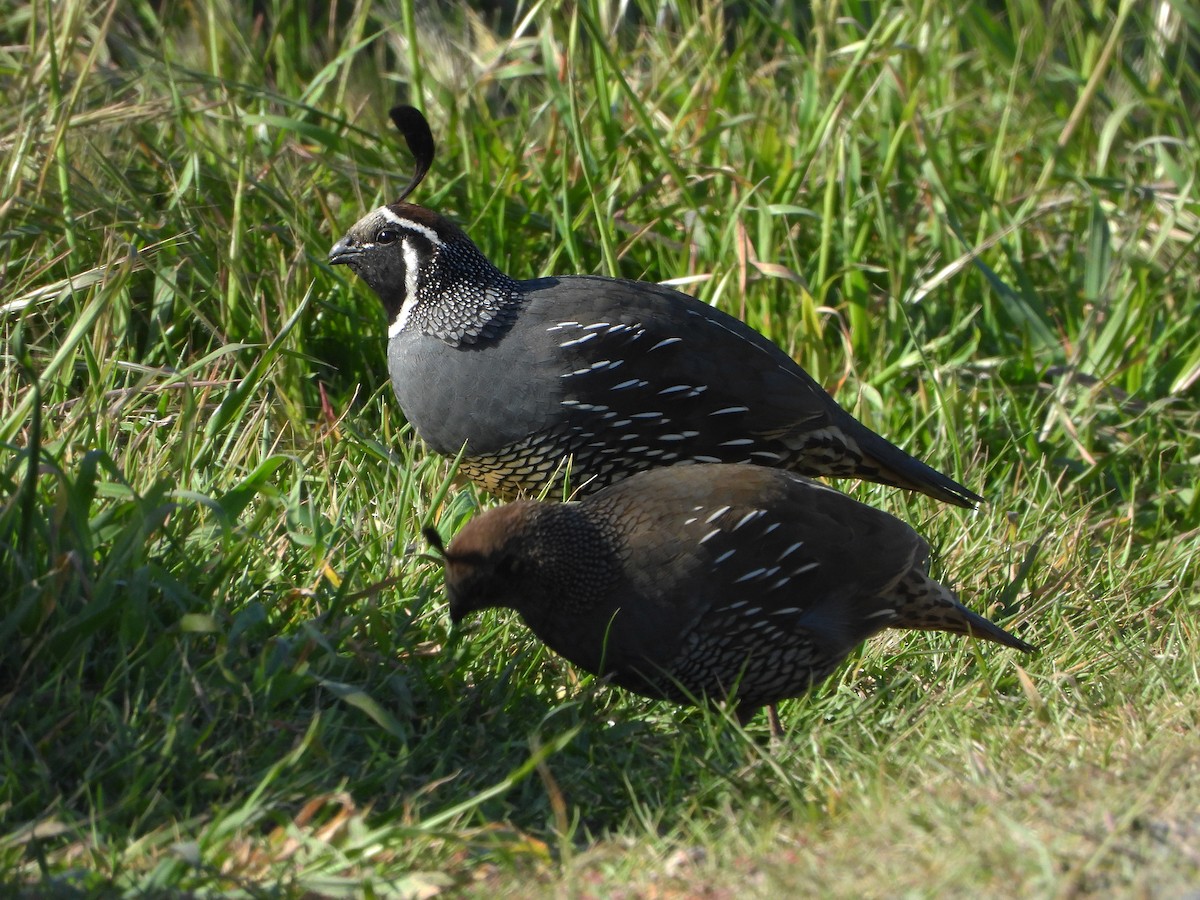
[570,402,609,413]
[648,337,682,351]
[762,522,780,534]
[726,600,748,609]
[547,321,581,332]
[705,505,731,523]
[773,607,801,615]
[778,542,804,560]
[657,384,694,395]
[611,378,642,390]
[699,528,721,544]
[389,238,422,338]
[660,431,699,442]
[734,569,767,584]
[721,438,755,447]
[790,562,819,576]
[692,455,722,463]
[683,517,698,525]
[769,578,791,591]
[378,207,443,245]
[631,411,663,419]
[583,322,610,330]
[864,608,896,619]
[713,549,736,564]
[562,360,620,378]
[559,332,599,348]
[732,510,764,530]
[710,406,750,416]
[751,451,784,462]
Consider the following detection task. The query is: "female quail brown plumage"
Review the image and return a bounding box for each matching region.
[330,107,982,507]
[428,464,1032,729]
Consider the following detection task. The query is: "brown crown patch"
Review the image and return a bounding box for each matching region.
[386,202,467,243]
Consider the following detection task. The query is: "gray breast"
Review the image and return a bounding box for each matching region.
[388,325,565,456]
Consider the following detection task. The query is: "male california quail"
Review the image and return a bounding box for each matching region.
[427,464,1032,730]
[330,107,982,507]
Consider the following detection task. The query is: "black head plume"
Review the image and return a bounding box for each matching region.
[422,525,447,558]
[389,106,435,203]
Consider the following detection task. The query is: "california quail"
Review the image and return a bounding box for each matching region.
[330,107,983,507]
[427,464,1032,730]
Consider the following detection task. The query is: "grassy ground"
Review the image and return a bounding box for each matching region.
[3,0,1199,895]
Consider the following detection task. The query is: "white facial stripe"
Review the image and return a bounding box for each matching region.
[388,311,407,339]
[388,238,423,338]
[376,207,443,246]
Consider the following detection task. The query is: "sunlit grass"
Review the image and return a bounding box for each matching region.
[2,0,1198,895]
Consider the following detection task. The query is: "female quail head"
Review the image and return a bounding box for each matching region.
[330,107,983,507]
[428,464,1033,729]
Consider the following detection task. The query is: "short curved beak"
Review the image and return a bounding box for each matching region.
[329,236,362,266]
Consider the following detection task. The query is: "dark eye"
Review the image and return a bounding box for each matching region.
[376,228,400,245]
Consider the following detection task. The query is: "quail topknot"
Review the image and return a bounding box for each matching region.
[428,465,1032,730]
[329,107,983,507]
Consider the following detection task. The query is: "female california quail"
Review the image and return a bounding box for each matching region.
[427,464,1032,731]
[330,107,982,507]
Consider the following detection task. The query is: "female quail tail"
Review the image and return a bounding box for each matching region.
[430,464,1032,732]
[887,568,1034,651]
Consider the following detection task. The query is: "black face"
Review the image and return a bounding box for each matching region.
[329,204,460,329]
[329,214,406,292]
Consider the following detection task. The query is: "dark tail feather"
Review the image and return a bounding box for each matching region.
[855,426,984,509]
[890,570,1035,653]
[929,602,1036,653]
